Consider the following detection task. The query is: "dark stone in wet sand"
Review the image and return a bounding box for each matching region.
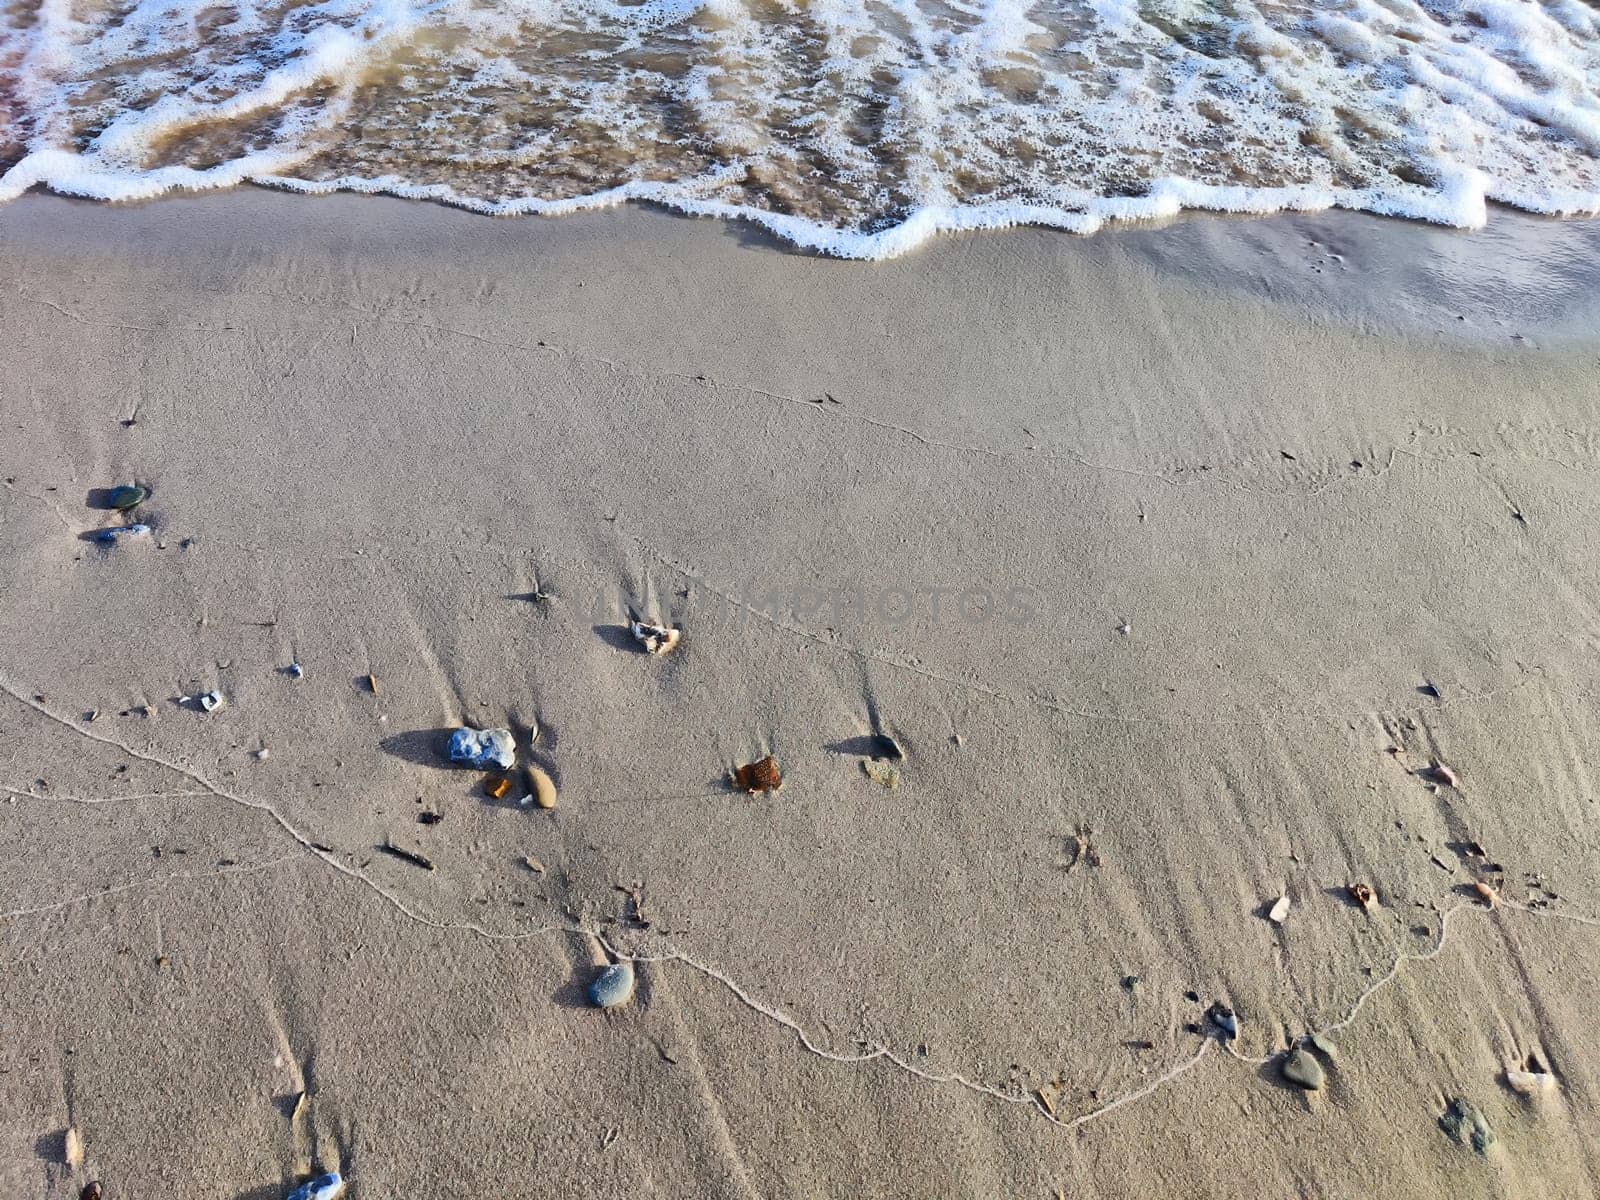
[107,484,147,510]
[1440,1098,1494,1154]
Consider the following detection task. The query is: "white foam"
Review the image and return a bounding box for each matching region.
[3,0,1600,257]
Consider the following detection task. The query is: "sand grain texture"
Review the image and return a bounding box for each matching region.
[2,193,1599,1199]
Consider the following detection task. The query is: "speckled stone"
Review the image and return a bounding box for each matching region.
[588,961,636,1009]
[1440,1098,1494,1154]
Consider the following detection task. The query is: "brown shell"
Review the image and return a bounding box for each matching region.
[1473,880,1498,908]
[734,755,782,793]
[80,1185,103,1200]
[484,775,512,800]
[1349,883,1377,911]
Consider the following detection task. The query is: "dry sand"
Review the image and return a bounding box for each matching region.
[3,191,1599,1199]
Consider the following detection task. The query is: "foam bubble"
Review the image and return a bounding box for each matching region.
[3,0,1599,256]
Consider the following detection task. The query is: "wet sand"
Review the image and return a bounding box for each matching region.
[3,191,1599,1199]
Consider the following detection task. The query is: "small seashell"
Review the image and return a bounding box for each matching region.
[861,759,900,789]
[525,765,558,810]
[484,775,511,800]
[1349,883,1377,912]
[79,1183,102,1200]
[1472,881,1498,908]
[198,691,225,713]
[1268,895,1291,924]
[1504,1068,1555,1098]
[522,855,545,873]
[64,1126,84,1170]
[365,672,379,694]
[1206,1001,1239,1040]
[447,727,516,771]
[254,747,270,761]
[1432,761,1460,789]
[588,960,636,1009]
[629,620,681,656]
[733,755,782,793]
[106,484,147,510]
[286,1172,344,1200]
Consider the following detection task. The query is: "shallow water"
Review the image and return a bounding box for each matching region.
[3,0,1600,256]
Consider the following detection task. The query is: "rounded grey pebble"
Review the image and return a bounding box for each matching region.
[588,961,636,1009]
[1307,1032,1337,1059]
[1282,1044,1324,1090]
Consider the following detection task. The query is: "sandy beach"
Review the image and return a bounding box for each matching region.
[4,191,1600,1198]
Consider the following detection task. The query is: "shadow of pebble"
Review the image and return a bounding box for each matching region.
[378,728,458,768]
[84,486,133,511]
[593,623,642,653]
[825,734,903,759]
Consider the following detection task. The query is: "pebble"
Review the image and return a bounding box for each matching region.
[861,759,900,789]
[629,620,681,655]
[588,961,636,1009]
[1308,1032,1338,1059]
[1440,1098,1494,1153]
[447,727,516,771]
[1207,1001,1239,1040]
[286,1172,344,1200]
[254,748,270,761]
[1282,1044,1324,1090]
[64,1126,84,1169]
[1268,895,1291,924]
[522,764,558,810]
[107,484,147,510]
[95,523,150,545]
[288,663,304,678]
[198,691,225,713]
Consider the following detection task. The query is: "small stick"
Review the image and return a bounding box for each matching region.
[380,840,435,871]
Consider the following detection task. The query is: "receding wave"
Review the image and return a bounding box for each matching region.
[3,0,1600,257]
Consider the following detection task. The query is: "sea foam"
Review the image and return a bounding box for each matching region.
[3,0,1599,257]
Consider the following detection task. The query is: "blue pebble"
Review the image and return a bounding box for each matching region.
[447,727,515,770]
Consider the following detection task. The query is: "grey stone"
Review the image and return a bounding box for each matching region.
[588,961,636,1009]
[1282,1045,1324,1090]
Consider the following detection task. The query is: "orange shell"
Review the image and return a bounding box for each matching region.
[484,775,512,799]
[734,755,782,793]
